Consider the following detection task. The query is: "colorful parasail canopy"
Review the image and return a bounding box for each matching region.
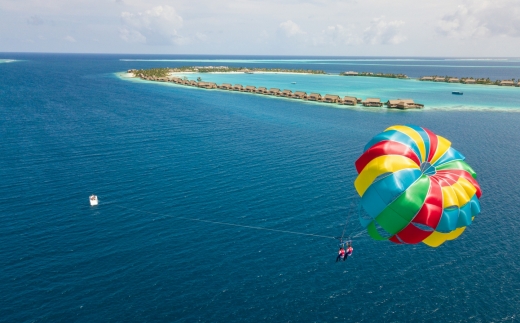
[354,125,482,247]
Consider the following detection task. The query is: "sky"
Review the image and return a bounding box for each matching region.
[1,0,520,56]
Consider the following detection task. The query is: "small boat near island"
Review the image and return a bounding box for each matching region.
[291,82,296,84]
[90,195,98,206]
[452,91,463,95]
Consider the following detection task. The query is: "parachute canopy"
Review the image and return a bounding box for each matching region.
[354,125,482,247]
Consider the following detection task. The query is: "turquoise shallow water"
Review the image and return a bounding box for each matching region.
[1,54,520,322]
[155,72,520,111]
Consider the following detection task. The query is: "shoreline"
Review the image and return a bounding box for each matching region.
[117,72,520,112]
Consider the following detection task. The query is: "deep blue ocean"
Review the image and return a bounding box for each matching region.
[1,54,519,322]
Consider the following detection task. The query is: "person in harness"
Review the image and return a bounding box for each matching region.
[336,247,346,262]
[344,243,353,261]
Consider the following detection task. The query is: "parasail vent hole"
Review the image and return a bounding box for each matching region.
[420,162,436,176]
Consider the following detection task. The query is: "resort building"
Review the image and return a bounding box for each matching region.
[343,71,359,76]
[463,79,476,84]
[256,87,268,94]
[308,93,322,101]
[386,99,424,109]
[281,89,294,97]
[420,76,434,81]
[448,78,460,83]
[434,77,446,82]
[244,86,257,92]
[362,98,383,107]
[500,80,515,86]
[218,83,233,90]
[342,96,358,106]
[198,82,217,89]
[323,94,341,103]
[268,88,281,96]
[157,77,169,82]
[293,91,308,99]
[233,84,244,91]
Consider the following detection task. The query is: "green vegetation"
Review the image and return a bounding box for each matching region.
[419,75,519,85]
[340,72,408,79]
[131,66,326,78]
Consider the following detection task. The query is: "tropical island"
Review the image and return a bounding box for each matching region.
[132,66,326,78]
[341,71,408,79]
[126,67,424,110]
[419,75,519,86]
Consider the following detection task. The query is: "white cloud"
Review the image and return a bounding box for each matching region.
[120,5,184,45]
[437,1,520,39]
[119,28,146,43]
[363,17,407,45]
[317,24,361,46]
[278,20,305,37]
[64,35,76,42]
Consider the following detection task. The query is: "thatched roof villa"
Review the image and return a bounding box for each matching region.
[362,98,382,107]
[188,80,198,86]
[293,91,307,99]
[268,88,281,96]
[342,96,358,106]
[157,77,169,82]
[500,80,515,86]
[256,87,268,94]
[281,89,294,97]
[218,83,233,90]
[386,99,423,109]
[308,93,322,101]
[434,77,446,82]
[463,78,476,84]
[323,94,341,103]
[244,85,256,92]
[233,84,244,91]
[198,82,217,89]
[448,78,460,83]
[420,76,434,81]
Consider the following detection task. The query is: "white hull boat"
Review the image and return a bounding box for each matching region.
[90,195,98,206]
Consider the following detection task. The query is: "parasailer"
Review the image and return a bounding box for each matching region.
[336,247,346,262]
[354,125,482,247]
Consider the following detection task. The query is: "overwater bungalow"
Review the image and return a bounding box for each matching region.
[244,85,257,92]
[281,89,294,97]
[198,82,217,89]
[463,78,476,84]
[233,84,244,91]
[386,99,424,109]
[293,91,308,99]
[268,88,281,96]
[256,87,268,94]
[188,80,198,86]
[342,96,358,106]
[448,78,460,83]
[323,94,341,103]
[420,76,434,81]
[219,83,233,90]
[308,93,322,101]
[434,77,446,82]
[362,98,383,107]
[500,80,515,86]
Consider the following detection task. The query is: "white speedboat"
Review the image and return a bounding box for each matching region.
[90,195,98,206]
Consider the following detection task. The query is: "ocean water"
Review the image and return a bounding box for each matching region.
[1,53,519,322]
